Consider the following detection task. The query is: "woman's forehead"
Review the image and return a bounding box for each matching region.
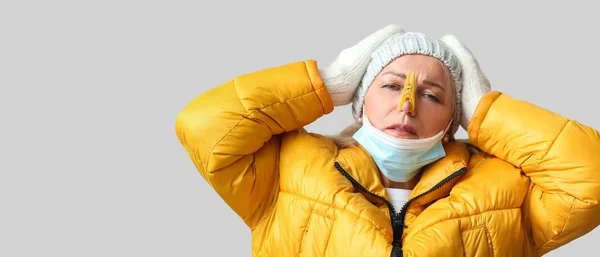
[381,55,452,87]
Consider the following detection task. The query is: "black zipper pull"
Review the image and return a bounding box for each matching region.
[391,245,404,257]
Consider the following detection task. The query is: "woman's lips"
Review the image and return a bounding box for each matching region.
[386,123,418,137]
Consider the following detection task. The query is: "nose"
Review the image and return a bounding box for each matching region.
[400,97,416,116]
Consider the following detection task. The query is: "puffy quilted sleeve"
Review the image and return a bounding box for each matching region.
[175,60,334,228]
[467,91,600,256]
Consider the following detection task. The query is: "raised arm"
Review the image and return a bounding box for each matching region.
[468,91,600,256]
[442,34,600,256]
[175,60,333,228]
[175,24,404,228]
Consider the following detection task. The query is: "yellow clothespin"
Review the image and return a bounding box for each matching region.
[399,70,416,112]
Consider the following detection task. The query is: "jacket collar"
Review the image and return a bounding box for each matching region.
[336,141,471,209]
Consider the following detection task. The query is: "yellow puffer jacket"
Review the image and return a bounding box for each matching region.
[175,60,600,257]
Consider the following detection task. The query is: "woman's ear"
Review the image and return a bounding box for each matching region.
[443,134,450,144]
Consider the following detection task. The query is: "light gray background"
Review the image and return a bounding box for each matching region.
[1,0,599,256]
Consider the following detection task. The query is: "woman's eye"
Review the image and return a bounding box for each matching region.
[384,84,402,90]
[423,93,440,103]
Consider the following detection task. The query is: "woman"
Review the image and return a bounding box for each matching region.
[175,25,600,256]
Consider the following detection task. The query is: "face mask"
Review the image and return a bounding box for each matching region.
[352,113,451,182]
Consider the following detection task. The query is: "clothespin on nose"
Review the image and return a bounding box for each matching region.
[399,70,416,112]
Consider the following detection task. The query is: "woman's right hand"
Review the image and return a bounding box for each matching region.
[320,24,404,106]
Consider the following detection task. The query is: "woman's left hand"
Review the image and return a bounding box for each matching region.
[441,35,492,131]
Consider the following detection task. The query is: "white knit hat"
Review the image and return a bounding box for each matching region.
[351,31,463,135]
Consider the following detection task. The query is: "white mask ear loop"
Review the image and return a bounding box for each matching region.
[443,118,453,135]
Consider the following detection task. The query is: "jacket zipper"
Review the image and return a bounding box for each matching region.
[395,166,467,236]
[333,162,467,254]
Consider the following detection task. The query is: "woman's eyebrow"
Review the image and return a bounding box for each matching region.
[422,79,445,92]
[382,71,445,92]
